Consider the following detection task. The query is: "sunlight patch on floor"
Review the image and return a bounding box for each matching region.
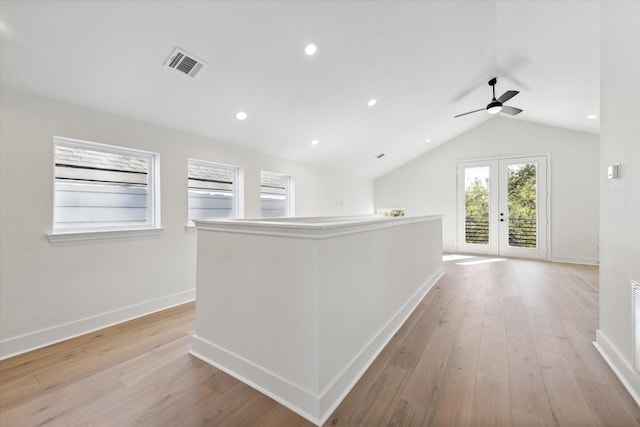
[442,254,475,262]
[456,258,507,266]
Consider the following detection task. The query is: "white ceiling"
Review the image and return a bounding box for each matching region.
[0,1,600,179]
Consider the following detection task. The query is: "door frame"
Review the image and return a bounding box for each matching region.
[456,153,551,260]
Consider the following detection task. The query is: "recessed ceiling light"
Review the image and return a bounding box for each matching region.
[367,99,377,107]
[311,139,319,146]
[425,138,431,143]
[304,43,317,56]
[235,111,247,121]
[587,114,597,120]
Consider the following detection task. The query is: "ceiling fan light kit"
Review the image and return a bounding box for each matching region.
[486,101,502,114]
[455,77,522,118]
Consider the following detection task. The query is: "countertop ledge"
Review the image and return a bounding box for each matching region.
[194,215,442,239]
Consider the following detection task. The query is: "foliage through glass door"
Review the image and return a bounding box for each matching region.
[506,162,537,248]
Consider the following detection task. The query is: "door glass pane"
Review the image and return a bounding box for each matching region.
[507,162,537,248]
[464,166,490,244]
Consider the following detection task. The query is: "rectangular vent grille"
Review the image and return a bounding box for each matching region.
[634,281,640,371]
[164,48,205,78]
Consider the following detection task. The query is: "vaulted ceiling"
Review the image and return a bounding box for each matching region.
[0,1,600,179]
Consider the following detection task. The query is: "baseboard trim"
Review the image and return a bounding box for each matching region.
[594,330,640,407]
[551,255,599,265]
[191,336,323,425]
[0,289,195,360]
[191,266,445,426]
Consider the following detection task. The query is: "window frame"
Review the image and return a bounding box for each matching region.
[187,158,243,226]
[260,170,294,218]
[49,136,161,240]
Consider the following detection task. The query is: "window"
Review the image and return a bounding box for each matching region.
[188,159,241,224]
[260,171,293,217]
[53,136,160,232]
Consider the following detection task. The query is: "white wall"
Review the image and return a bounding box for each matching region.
[595,1,640,405]
[375,116,600,263]
[0,89,374,359]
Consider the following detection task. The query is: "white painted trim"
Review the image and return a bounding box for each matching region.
[0,289,195,360]
[195,215,442,240]
[594,330,640,407]
[47,227,164,243]
[551,255,599,266]
[190,267,445,426]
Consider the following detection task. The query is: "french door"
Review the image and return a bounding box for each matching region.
[457,155,548,259]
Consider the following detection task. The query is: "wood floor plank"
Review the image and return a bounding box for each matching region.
[0,371,123,427]
[471,371,511,427]
[174,382,256,427]
[511,408,558,427]
[138,384,220,427]
[400,325,455,406]
[386,398,429,427]
[34,327,189,391]
[388,313,437,372]
[427,344,478,426]
[575,377,640,427]
[505,326,554,421]
[349,365,410,426]
[529,316,561,356]
[117,334,192,388]
[538,350,597,426]
[65,356,216,426]
[216,392,279,427]
[455,304,483,351]
[477,314,509,378]
[260,406,315,427]
[0,372,43,413]
[504,296,530,333]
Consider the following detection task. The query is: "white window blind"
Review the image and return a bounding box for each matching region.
[260,171,291,217]
[188,159,240,223]
[53,137,159,232]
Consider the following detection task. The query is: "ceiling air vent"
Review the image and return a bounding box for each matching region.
[164,48,205,78]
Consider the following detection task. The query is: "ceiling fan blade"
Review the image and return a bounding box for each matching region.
[500,106,523,115]
[454,108,485,118]
[497,90,519,104]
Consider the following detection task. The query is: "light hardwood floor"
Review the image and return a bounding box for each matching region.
[1,255,639,426]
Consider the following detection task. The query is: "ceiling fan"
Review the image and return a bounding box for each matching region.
[454,77,522,118]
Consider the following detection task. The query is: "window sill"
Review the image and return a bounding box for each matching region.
[47,227,164,243]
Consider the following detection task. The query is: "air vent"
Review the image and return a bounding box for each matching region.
[376,153,385,159]
[164,48,205,78]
